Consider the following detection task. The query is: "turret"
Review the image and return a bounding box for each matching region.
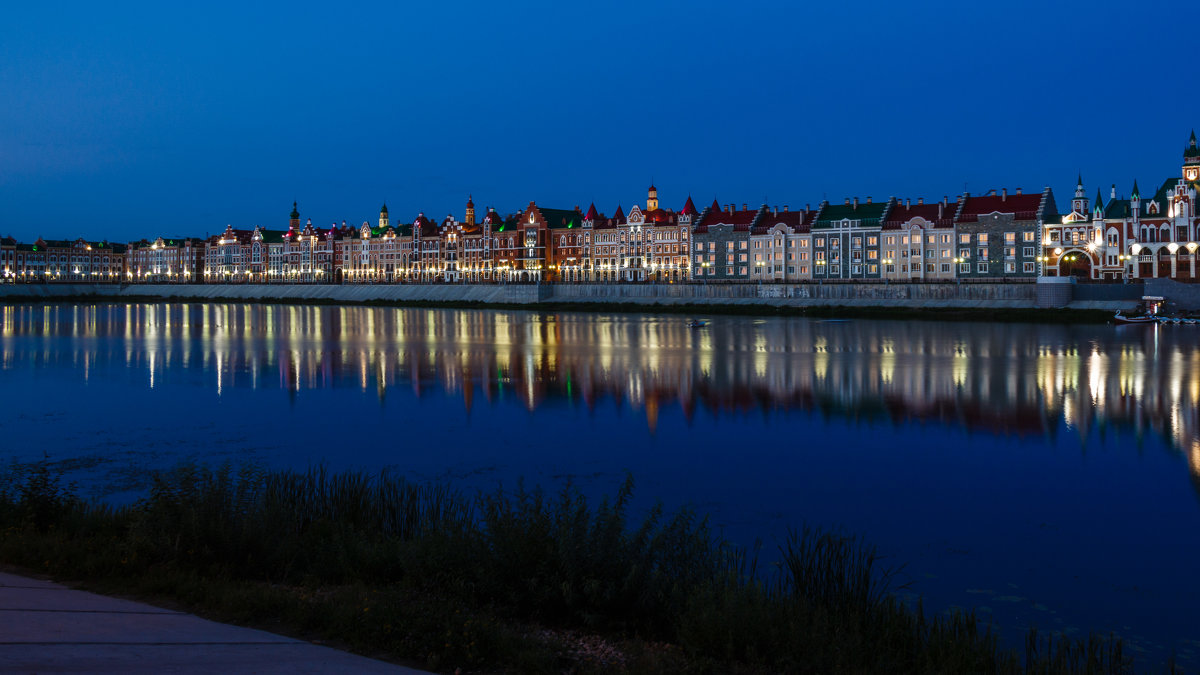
[465,195,476,225]
[289,202,300,229]
[379,203,389,230]
[1072,175,1089,216]
[647,184,659,211]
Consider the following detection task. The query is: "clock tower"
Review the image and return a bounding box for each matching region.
[1184,130,1200,185]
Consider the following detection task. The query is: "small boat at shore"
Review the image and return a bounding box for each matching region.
[1113,312,1157,325]
[687,320,710,328]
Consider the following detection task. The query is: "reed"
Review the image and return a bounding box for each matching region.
[0,459,1140,674]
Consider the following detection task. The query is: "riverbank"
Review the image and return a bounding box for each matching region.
[0,283,1127,322]
[0,461,1135,674]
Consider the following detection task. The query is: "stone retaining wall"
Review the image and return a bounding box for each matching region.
[0,282,1137,311]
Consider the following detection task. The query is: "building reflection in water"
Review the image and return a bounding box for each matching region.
[2,302,1198,490]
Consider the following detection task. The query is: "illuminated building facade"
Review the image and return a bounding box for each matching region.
[692,202,765,281]
[955,188,1053,280]
[810,197,891,280]
[127,237,205,282]
[881,198,958,281]
[748,206,816,282]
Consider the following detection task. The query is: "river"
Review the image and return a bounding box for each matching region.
[1,302,1197,667]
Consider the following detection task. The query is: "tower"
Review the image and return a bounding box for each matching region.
[465,195,476,225]
[1185,130,1200,184]
[1072,174,1089,216]
[647,184,659,211]
[379,203,389,230]
[290,202,300,229]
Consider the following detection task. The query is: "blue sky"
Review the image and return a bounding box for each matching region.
[1,0,1196,242]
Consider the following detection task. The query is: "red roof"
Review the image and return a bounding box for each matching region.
[697,205,762,230]
[584,203,599,220]
[754,209,814,234]
[680,196,698,216]
[884,202,956,229]
[957,192,1042,221]
[612,205,625,224]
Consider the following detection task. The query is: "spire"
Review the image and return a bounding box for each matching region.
[289,201,300,228]
[1077,173,1083,187]
[613,204,625,223]
[1132,180,1140,199]
[680,196,698,216]
[584,202,599,220]
[380,203,388,215]
[1186,129,1200,161]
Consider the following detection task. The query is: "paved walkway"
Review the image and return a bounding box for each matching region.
[0,572,431,674]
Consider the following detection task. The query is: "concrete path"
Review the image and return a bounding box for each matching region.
[0,572,431,674]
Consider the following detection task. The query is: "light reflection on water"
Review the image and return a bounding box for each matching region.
[1,302,1198,665]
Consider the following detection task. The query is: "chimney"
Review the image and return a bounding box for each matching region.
[742,203,747,211]
[783,205,789,212]
[806,203,811,212]
[1111,184,1117,200]
[1015,187,1022,195]
[853,197,859,209]
[938,202,944,219]
[1002,188,1007,200]
[905,198,911,207]
[866,196,872,204]
[844,198,851,206]
[726,204,732,214]
[988,189,997,197]
[917,197,924,205]
[773,206,778,216]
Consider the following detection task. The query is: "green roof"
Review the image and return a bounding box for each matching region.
[1104,198,1131,219]
[814,201,888,227]
[540,207,582,229]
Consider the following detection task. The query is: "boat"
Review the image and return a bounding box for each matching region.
[687,320,710,328]
[1113,311,1157,325]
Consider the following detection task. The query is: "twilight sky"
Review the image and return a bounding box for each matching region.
[1,0,1197,242]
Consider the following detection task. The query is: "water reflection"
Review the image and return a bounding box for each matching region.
[2,302,1197,493]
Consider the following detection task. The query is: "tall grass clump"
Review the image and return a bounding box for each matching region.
[0,459,1141,674]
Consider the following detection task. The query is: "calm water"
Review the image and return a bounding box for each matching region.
[2,303,1198,666]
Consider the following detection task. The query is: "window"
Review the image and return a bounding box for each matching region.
[940,263,950,273]
[1023,231,1035,242]
[1004,246,1016,258]
[977,262,988,273]
[1022,247,1034,257]
[977,248,988,260]
[739,253,747,262]
[886,236,896,246]
[725,266,733,275]
[1004,232,1016,244]
[800,266,809,275]
[852,237,862,248]
[1005,262,1016,273]
[726,241,734,252]
[868,264,878,274]
[739,266,747,275]
[867,250,878,260]
[739,241,748,250]
[695,243,703,251]
[815,237,825,247]
[959,248,970,259]
[959,262,970,273]
[959,233,970,244]
[852,264,861,274]
[867,236,878,246]
[886,264,895,273]
[940,249,950,258]
[1023,262,1036,273]
[940,234,951,244]
[978,233,988,245]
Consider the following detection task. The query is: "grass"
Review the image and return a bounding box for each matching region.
[0,459,1143,673]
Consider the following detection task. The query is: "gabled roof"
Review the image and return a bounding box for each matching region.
[584,203,599,220]
[1103,198,1132,219]
[680,196,699,216]
[1,236,17,246]
[540,207,582,229]
[411,214,437,238]
[814,200,888,227]
[696,204,765,232]
[884,201,955,230]
[753,209,815,234]
[955,191,1044,222]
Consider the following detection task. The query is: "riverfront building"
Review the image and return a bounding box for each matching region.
[8,131,1200,288]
